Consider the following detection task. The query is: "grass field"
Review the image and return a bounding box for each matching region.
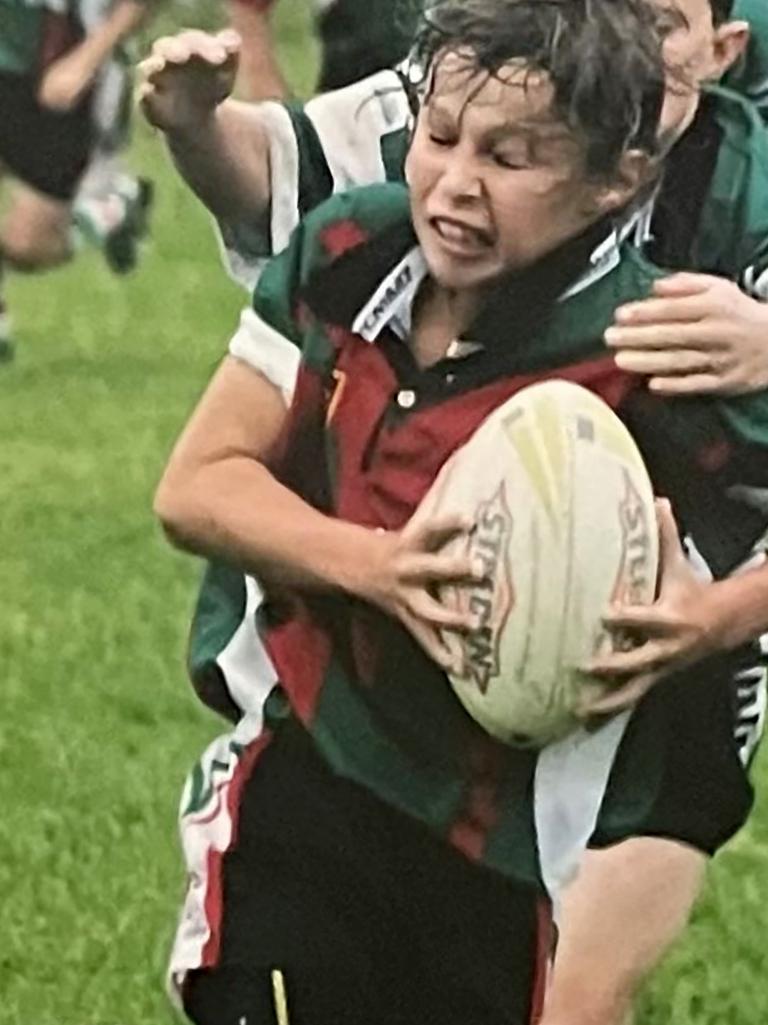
[2,5,768,1023]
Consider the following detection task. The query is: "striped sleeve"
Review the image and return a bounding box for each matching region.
[216,69,410,290]
[229,308,301,401]
[228,212,308,394]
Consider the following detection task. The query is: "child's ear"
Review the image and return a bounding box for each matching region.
[711,20,750,79]
[595,149,660,214]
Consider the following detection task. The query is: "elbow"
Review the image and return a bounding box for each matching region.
[153,471,200,552]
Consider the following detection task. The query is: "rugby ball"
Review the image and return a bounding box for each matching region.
[415,379,659,748]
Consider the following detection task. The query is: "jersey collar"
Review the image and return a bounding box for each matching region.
[350,215,640,346]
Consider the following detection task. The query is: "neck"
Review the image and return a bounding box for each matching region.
[410,280,483,368]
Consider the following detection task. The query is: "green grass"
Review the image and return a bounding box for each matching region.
[1,4,767,1023]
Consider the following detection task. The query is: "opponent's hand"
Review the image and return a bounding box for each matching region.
[137,29,240,132]
[580,500,730,715]
[356,514,485,671]
[605,272,768,396]
[38,50,96,111]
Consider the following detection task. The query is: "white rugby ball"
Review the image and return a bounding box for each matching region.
[416,379,659,748]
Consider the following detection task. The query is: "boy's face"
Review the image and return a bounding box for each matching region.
[405,55,629,293]
[657,0,748,136]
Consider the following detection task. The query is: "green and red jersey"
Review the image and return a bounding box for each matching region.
[171,182,768,989]
[243,183,768,782]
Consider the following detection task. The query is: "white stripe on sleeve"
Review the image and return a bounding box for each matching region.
[228,308,300,402]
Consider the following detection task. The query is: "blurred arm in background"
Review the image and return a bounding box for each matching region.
[39,0,153,112]
[227,0,287,99]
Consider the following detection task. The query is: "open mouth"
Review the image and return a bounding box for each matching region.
[430,216,494,254]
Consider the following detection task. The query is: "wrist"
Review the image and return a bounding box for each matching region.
[167,106,222,147]
[706,572,768,651]
[309,523,387,600]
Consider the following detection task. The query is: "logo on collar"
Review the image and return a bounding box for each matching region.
[352,248,428,341]
[361,263,414,335]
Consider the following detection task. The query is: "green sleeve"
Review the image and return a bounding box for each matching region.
[718,392,768,447]
[726,0,768,119]
[703,88,768,289]
[245,183,411,360]
[250,220,308,350]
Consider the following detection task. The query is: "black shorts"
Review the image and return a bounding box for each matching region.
[0,71,93,200]
[183,722,544,1025]
[591,646,762,855]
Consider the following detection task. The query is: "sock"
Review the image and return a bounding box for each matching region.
[72,155,140,250]
[72,190,131,249]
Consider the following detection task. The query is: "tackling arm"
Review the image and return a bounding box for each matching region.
[138,31,274,229]
[166,99,273,227]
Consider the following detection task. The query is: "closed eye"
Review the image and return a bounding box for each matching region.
[493,152,530,170]
[429,133,455,148]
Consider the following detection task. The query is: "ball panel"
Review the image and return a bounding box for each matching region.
[417,380,658,748]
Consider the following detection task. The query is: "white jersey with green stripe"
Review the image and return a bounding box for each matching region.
[218,68,412,290]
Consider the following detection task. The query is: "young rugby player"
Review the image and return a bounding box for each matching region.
[155,2,768,1022]
[143,2,768,1022]
[0,0,154,359]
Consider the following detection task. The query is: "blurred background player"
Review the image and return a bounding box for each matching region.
[228,0,416,99]
[0,0,155,362]
[225,0,286,98]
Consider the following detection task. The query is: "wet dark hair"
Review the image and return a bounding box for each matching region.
[407,0,672,180]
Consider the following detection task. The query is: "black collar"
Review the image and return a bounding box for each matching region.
[301,203,617,353]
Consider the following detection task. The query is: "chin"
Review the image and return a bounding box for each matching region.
[424,248,496,292]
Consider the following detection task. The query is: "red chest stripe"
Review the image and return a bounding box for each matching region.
[265,333,637,742]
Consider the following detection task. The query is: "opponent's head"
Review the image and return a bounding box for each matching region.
[657,0,749,134]
[404,0,668,293]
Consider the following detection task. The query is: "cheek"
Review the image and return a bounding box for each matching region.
[493,180,598,255]
[490,173,575,227]
[404,145,431,200]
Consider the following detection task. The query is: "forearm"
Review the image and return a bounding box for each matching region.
[165,100,272,226]
[155,455,377,596]
[711,562,768,650]
[74,0,149,76]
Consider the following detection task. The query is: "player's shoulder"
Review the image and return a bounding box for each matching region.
[706,85,768,196]
[730,0,768,107]
[290,182,412,281]
[708,83,768,154]
[303,67,411,131]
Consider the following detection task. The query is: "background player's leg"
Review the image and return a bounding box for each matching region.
[74,152,153,274]
[74,54,154,273]
[1,181,74,271]
[541,838,706,1025]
